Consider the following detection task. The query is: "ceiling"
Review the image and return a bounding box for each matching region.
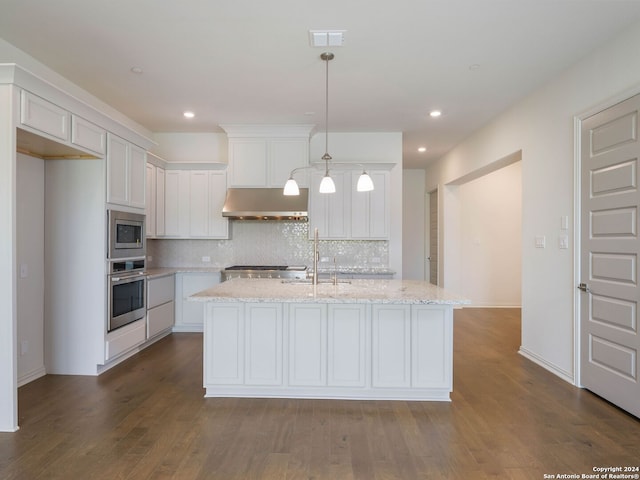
[2,0,640,169]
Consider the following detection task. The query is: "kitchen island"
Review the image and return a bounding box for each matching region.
[191,278,469,401]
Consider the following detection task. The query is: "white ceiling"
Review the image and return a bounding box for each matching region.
[2,0,640,168]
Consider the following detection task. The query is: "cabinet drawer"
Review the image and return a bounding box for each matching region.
[20,90,69,141]
[71,115,106,154]
[148,301,174,338]
[148,275,175,308]
[105,320,145,360]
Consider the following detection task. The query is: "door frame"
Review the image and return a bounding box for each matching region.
[572,84,640,388]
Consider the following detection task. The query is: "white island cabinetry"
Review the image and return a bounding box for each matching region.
[196,279,467,401]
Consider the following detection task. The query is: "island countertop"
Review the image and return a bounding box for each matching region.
[190,277,469,305]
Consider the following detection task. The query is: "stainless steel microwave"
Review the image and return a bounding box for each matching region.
[108,210,146,259]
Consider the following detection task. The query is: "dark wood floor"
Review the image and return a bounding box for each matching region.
[1,308,639,479]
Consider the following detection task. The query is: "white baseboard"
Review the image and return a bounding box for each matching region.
[518,347,575,385]
[17,366,46,387]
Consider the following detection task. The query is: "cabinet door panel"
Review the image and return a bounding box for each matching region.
[245,304,283,385]
[328,304,366,387]
[106,134,128,206]
[128,145,146,209]
[205,303,244,384]
[229,140,267,186]
[180,273,220,326]
[147,301,174,338]
[20,90,69,141]
[372,305,411,387]
[156,168,165,236]
[189,171,209,237]
[269,139,309,187]
[308,170,349,239]
[71,115,105,154]
[288,304,327,386]
[412,306,452,389]
[145,164,156,237]
[164,170,189,237]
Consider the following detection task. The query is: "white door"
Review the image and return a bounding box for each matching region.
[580,94,640,418]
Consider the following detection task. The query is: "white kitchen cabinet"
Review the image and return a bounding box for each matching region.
[147,274,175,338]
[106,133,146,209]
[145,163,165,238]
[245,303,283,385]
[327,304,367,387]
[371,304,411,388]
[71,115,106,155]
[163,170,228,239]
[20,90,69,142]
[174,272,221,332]
[156,167,165,236]
[189,170,228,239]
[350,171,390,239]
[205,302,286,388]
[309,169,390,240]
[288,303,327,386]
[145,163,157,238]
[105,319,146,361]
[227,137,310,188]
[205,303,244,385]
[308,170,349,239]
[164,170,190,237]
[411,305,452,389]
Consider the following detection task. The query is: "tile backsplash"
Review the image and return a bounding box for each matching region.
[147,221,388,269]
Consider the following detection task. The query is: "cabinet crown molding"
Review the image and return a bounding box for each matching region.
[220,124,315,138]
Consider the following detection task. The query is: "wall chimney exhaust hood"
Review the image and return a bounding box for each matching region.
[222,188,308,220]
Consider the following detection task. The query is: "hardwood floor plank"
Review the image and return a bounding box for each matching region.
[2,311,639,480]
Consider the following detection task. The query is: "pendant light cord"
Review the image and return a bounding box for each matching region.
[321,52,334,173]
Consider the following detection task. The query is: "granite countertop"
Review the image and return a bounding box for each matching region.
[145,267,223,279]
[190,277,469,305]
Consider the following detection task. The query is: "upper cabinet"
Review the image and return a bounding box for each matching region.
[309,169,390,240]
[163,169,228,239]
[20,90,69,142]
[18,90,107,157]
[222,125,314,188]
[106,133,146,209]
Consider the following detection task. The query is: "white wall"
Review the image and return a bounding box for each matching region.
[458,162,521,306]
[425,20,640,382]
[16,153,45,385]
[402,169,426,280]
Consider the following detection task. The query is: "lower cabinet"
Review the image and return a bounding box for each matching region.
[147,274,175,338]
[174,272,221,332]
[203,302,452,400]
[105,320,146,361]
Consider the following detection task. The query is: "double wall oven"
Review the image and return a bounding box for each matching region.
[107,210,147,332]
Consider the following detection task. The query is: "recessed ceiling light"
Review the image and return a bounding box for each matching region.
[418,147,427,153]
[183,111,195,118]
[430,110,442,118]
[130,66,143,74]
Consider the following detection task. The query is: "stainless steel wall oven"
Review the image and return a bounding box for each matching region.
[108,258,146,332]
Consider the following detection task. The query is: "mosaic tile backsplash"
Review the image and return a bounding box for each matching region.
[147,221,389,270]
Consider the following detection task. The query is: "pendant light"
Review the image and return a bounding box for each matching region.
[283,52,374,196]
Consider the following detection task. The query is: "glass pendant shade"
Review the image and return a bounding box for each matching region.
[283,176,300,196]
[356,172,374,192]
[319,174,336,193]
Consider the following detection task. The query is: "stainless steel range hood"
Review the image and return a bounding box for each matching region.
[222,188,309,220]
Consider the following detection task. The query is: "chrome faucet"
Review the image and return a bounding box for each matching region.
[312,227,319,285]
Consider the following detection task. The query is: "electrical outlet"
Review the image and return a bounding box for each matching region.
[20,340,28,355]
[202,256,211,263]
[371,257,381,263]
[20,263,28,278]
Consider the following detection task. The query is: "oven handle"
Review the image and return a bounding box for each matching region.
[111,271,147,284]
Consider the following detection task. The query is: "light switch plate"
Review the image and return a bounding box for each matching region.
[535,236,546,248]
[559,235,569,249]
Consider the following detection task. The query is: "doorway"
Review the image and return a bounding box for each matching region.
[427,189,438,285]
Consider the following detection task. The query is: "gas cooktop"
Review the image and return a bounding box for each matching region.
[222,265,308,280]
